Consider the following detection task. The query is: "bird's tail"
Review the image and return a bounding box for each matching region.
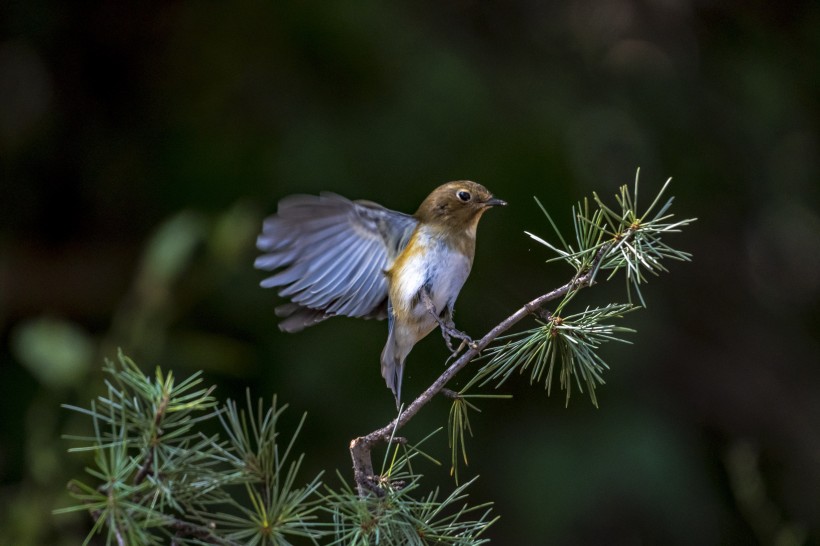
[381,336,405,410]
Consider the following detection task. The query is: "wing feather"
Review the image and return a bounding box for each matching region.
[255,192,417,332]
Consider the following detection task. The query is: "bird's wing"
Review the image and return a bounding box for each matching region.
[255,192,418,332]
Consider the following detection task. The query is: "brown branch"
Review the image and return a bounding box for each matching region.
[133,445,155,486]
[349,237,622,496]
[440,388,460,400]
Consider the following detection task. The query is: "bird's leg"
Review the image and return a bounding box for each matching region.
[421,292,474,355]
[442,305,480,354]
[441,306,473,351]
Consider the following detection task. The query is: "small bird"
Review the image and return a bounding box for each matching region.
[255,181,506,407]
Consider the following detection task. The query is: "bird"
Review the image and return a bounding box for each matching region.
[254,180,506,408]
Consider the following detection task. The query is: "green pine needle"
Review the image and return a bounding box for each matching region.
[478,303,637,407]
[324,468,496,545]
[59,351,324,546]
[528,172,696,306]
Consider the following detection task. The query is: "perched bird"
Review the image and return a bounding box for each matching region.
[255,181,505,407]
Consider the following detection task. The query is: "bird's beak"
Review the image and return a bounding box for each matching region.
[485,196,507,207]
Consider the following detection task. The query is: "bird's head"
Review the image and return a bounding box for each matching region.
[414,181,506,234]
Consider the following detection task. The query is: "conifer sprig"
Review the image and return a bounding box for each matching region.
[58,351,324,545]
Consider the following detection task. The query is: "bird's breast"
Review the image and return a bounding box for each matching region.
[388,230,473,322]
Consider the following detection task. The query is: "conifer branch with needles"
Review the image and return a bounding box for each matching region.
[58,351,325,545]
[350,173,695,494]
[60,355,496,545]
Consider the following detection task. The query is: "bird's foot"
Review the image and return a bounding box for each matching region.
[440,321,476,356]
[420,291,477,355]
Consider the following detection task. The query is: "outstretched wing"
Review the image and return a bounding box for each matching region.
[255,192,417,332]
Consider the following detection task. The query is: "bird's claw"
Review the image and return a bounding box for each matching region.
[421,291,475,356]
[441,322,473,356]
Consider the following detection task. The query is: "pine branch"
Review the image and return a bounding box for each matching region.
[58,352,324,545]
[349,230,614,495]
[350,174,695,496]
[325,449,497,545]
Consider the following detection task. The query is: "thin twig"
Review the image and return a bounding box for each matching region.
[133,445,155,486]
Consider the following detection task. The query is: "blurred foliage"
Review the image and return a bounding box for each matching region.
[1,0,819,544]
[12,316,94,389]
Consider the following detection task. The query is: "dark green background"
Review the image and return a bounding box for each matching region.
[2,1,818,544]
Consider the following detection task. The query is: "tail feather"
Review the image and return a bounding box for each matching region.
[381,334,405,410]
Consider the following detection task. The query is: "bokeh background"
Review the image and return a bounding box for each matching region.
[2,1,819,544]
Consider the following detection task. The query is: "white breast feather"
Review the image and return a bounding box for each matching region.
[392,231,473,322]
[394,250,427,310]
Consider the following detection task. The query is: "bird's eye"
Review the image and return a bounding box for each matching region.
[456,190,471,202]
